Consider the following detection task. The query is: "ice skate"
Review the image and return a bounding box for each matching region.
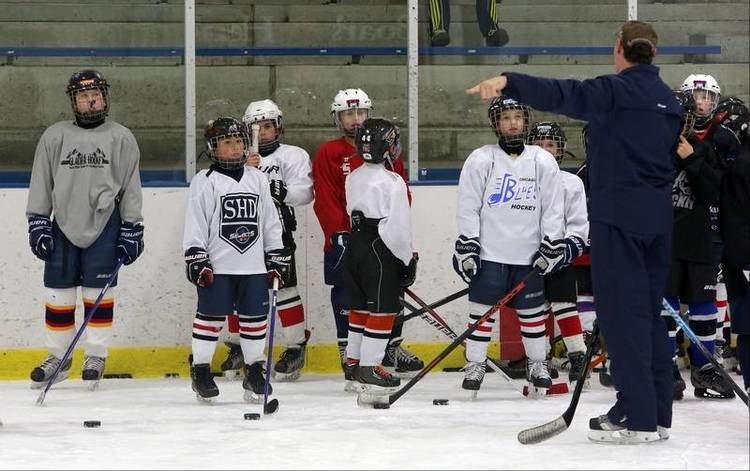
[220,343,244,380]
[356,365,399,405]
[461,361,486,400]
[81,355,106,390]
[273,330,310,382]
[243,361,271,404]
[30,355,72,390]
[382,338,424,378]
[526,358,552,398]
[343,359,361,393]
[566,351,587,385]
[672,360,686,400]
[190,363,219,402]
[691,363,735,399]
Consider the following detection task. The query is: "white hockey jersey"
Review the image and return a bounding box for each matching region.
[183,166,284,275]
[258,144,314,207]
[345,163,413,266]
[457,144,564,265]
[560,171,589,241]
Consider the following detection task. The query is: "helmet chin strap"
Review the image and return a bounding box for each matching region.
[498,138,525,157]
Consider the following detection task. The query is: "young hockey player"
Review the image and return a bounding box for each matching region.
[662,90,733,400]
[342,118,417,395]
[312,88,424,380]
[453,97,566,398]
[184,117,290,403]
[220,99,314,382]
[26,69,144,388]
[526,121,589,383]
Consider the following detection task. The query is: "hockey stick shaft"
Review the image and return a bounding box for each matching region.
[387,268,539,405]
[517,321,601,444]
[403,290,526,394]
[396,288,468,325]
[37,258,125,405]
[662,299,748,406]
[251,123,260,157]
[263,277,280,414]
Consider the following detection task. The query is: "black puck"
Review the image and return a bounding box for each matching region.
[83,420,101,428]
[244,413,261,421]
[373,402,390,409]
[433,399,449,405]
[164,372,179,378]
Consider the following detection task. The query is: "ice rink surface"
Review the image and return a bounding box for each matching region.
[1,372,748,470]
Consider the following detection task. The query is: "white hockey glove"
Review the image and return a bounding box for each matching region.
[532,236,566,275]
[452,235,481,283]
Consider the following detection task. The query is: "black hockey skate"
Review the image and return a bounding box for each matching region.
[462,361,486,400]
[243,361,271,404]
[82,355,106,390]
[357,365,400,390]
[526,358,552,397]
[383,338,424,378]
[191,363,219,402]
[567,351,587,384]
[274,330,310,382]
[343,360,361,393]
[30,354,72,390]
[672,361,686,401]
[220,343,244,380]
[691,363,735,399]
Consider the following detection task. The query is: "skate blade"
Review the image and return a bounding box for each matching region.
[195,394,216,404]
[273,370,301,382]
[463,390,479,401]
[344,380,365,393]
[243,390,267,404]
[223,370,242,381]
[85,380,101,391]
[356,390,393,407]
[522,382,569,398]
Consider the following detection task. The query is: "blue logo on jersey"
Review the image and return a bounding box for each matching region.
[487,173,537,208]
[220,192,260,253]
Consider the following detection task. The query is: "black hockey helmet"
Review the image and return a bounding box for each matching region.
[355,117,400,165]
[713,97,749,141]
[488,97,532,147]
[527,121,567,162]
[204,117,250,169]
[66,69,110,125]
[673,89,697,137]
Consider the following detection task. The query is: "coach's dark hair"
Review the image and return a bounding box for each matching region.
[618,21,658,65]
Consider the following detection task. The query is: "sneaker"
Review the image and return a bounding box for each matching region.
[430,29,450,47]
[220,343,244,372]
[526,358,552,390]
[462,361,487,391]
[691,363,735,399]
[672,360,686,401]
[190,363,219,400]
[383,338,424,374]
[243,361,271,397]
[356,365,400,388]
[81,356,106,381]
[567,351,587,383]
[485,27,509,47]
[30,354,72,389]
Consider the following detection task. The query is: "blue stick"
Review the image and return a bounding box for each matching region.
[661,298,748,406]
[262,277,280,415]
[36,258,125,405]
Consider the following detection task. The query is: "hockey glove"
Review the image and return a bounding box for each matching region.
[400,253,419,288]
[117,221,144,265]
[564,235,587,264]
[185,247,214,287]
[532,236,566,275]
[452,235,481,283]
[265,247,293,288]
[28,215,54,261]
[269,179,288,205]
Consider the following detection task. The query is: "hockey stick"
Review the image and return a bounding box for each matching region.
[262,277,281,415]
[516,321,601,444]
[402,291,528,396]
[395,288,469,326]
[250,123,260,165]
[360,267,540,407]
[662,299,748,407]
[36,258,125,406]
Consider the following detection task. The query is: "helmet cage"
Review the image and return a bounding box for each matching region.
[527,121,567,161]
[66,70,110,125]
[488,98,532,147]
[205,118,251,170]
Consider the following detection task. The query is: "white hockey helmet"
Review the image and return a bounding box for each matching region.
[680,74,721,118]
[242,99,283,155]
[331,88,372,134]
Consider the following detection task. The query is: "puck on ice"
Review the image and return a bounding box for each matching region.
[432,399,449,405]
[83,420,101,428]
[373,403,390,409]
[244,413,261,421]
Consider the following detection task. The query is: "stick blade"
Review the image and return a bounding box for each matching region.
[35,390,47,406]
[517,416,569,445]
[263,398,279,415]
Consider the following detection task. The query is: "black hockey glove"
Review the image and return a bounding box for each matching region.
[28,215,54,261]
[118,221,144,265]
[185,247,214,287]
[452,235,480,283]
[532,236,566,275]
[400,253,419,288]
[563,235,587,264]
[265,247,293,288]
[269,179,288,205]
